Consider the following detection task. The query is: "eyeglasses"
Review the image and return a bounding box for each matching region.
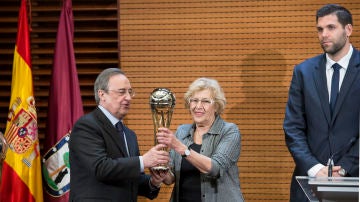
[188,98,214,107]
[108,89,135,97]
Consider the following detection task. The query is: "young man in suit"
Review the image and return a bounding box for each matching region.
[283,4,359,202]
[69,68,169,201]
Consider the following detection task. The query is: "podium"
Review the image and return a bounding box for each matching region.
[296,176,359,202]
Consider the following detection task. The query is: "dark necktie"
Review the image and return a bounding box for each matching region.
[115,121,130,156]
[330,63,341,116]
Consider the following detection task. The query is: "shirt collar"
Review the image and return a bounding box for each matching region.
[326,45,353,70]
[98,105,120,126]
[191,115,222,136]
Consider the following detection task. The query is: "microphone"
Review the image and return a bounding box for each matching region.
[327,159,334,177]
[327,136,357,177]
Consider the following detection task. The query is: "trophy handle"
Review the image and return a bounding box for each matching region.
[151,108,173,147]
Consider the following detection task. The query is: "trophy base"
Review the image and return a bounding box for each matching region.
[151,166,169,171]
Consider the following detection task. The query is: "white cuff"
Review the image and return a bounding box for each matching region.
[139,156,144,172]
[308,163,325,177]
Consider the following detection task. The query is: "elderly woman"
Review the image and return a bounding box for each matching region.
[156,77,244,202]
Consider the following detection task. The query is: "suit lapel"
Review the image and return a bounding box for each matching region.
[332,48,360,123]
[313,56,332,125]
[94,108,129,157]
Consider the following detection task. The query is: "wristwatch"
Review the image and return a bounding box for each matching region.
[338,168,346,177]
[182,149,191,158]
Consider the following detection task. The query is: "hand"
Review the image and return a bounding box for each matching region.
[149,168,169,187]
[156,127,181,150]
[143,144,169,169]
[316,165,341,177]
[330,166,342,177]
[150,168,175,185]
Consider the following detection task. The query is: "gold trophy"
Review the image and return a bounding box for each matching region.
[0,132,7,162]
[149,88,176,171]
[0,132,8,182]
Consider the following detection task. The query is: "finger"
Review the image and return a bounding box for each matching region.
[155,144,166,149]
[157,127,166,132]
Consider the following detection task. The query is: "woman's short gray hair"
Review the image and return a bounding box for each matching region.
[184,77,226,115]
[94,68,125,104]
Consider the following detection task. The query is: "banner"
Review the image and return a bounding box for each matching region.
[42,0,83,201]
[0,0,44,201]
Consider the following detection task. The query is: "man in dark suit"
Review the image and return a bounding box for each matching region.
[69,68,169,201]
[283,4,359,202]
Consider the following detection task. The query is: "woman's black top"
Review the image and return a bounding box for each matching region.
[179,143,202,202]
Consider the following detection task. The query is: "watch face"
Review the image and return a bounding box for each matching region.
[185,149,190,156]
[338,168,346,176]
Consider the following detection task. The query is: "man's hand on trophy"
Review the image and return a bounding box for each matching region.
[143,144,169,169]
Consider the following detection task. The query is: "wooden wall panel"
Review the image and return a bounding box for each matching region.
[118,1,360,201]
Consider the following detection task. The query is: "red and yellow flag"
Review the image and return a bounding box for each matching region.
[0,0,44,201]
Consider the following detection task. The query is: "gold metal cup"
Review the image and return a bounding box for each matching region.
[149,88,176,171]
[0,132,7,161]
[0,132,8,183]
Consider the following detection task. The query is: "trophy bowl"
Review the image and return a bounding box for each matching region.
[149,88,176,171]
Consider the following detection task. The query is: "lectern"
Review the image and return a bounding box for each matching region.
[296,176,359,202]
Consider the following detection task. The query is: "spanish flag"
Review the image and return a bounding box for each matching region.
[0,0,44,201]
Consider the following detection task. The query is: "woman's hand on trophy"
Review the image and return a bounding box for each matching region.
[156,127,181,150]
[150,167,175,186]
[143,144,169,169]
[149,168,168,187]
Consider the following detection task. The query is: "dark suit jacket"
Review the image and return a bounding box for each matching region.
[283,47,360,202]
[69,107,159,202]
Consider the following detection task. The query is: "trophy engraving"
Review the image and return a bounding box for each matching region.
[149,88,176,171]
